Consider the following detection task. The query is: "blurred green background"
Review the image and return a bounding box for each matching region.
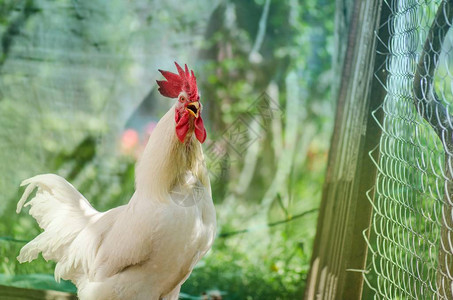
[0,0,335,299]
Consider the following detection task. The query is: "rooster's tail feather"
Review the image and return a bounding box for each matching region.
[16,174,99,267]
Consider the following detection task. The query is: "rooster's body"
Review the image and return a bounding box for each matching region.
[16,63,216,300]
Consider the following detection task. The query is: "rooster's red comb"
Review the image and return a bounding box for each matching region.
[156,62,199,101]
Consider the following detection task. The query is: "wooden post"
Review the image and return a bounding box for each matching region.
[0,285,77,300]
[304,0,390,299]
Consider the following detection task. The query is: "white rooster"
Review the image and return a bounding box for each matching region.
[16,62,217,300]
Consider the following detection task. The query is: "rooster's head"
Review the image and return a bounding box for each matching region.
[156,62,206,144]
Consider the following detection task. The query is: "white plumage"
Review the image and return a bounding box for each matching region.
[16,102,216,300]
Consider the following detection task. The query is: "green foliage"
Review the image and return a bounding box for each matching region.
[0,273,76,293]
[186,232,310,300]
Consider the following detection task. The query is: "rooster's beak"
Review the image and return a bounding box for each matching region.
[186,102,200,118]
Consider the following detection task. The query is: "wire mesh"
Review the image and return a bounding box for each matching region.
[365,0,453,299]
[0,0,218,212]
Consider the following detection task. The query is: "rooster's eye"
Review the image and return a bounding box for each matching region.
[179,96,186,103]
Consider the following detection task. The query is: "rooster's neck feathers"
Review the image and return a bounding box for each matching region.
[134,105,208,201]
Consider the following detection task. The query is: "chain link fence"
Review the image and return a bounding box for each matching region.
[365,0,453,299]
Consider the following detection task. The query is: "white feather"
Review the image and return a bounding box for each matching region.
[17,174,99,266]
[17,105,216,299]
